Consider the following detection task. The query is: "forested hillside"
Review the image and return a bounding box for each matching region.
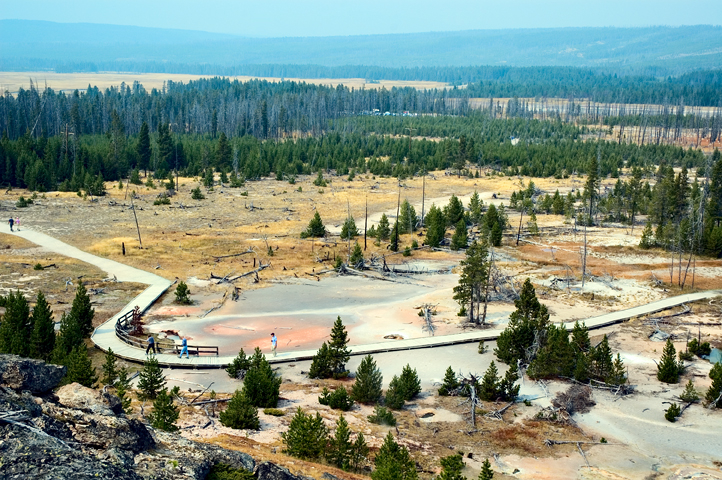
[2,21,721,72]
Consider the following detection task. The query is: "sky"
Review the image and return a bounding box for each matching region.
[1,0,720,37]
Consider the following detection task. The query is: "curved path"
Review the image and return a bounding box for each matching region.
[7,229,722,368]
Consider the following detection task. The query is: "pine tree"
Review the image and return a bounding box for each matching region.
[137,122,151,175]
[372,431,418,480]
[424,204,446,248]
[0,291,31,357]
[450,219,468,250]
[216,132,232,166]
[174,281,192,304]
[664,402,681,422]
[499,364,520,401]
[398,364,421,400]
[377,213,391,240]
[327,414,353,469]
[138,356,166,400]
[52,312,84,364]
[570,321,591,356]
[468,191,484,225]
[389,222,400,252]
[63,344,98,388]
[639,221,655,249]
[528,324,574,379]
[70,282,95,338]
[399,200,418,234]
[437,454,465,480]
[439,367,459,396]
[301,211,327,238]
[219,390,260,430]
[149,388,179,432]
[226,348,251,379]
[495,279,550,365]
[351,432,369,471]
[478,459,494,480]
[101,348,118,386]
[349,241,364,268]
[607,353,627,386]
[30,291,55,361]
[590,335,614,381]
[282,407,328,460]
[584,155,600,225]
[329,316,351,376]
[130,168,142,185]
[479,361,501,401]
[115,367,133,414]
[679,379,700,403]
[453,241,490,324]
[341,216,360,240]
[351,355,383,404]
[241,347,282,408]
[309,342,333,379]
[705,363,722,408]
[657,339,682,384]
[385,376,406,410]
[444,195,464,226]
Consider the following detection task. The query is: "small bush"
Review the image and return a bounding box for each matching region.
[319,386,354,411]
[16,196,32,207]
[219,391,260,430]
[153,196,171,205]
[367,406,396,426]
[402,246,412,256]
[678,350,694,361]
[191,187,205,200]
[206,463,254,480]
[33,263,44,271]
[664,402,681,422]
[263,408,285,416]
[174,281,192,304]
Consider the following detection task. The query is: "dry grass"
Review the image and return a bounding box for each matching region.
[0,72,448,95]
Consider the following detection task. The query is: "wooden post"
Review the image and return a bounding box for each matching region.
[394,183,401,250]
[364,195,368,251]
[130,196,143,249]
[122,242,126,256]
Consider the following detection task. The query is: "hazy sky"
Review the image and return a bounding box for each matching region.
[1,0,720,37]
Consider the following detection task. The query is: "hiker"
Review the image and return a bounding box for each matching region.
[178,336,189,359]
[8,218,13,232]
[271,332,277,357]
[14,217,19,231]
[146,335,157,355]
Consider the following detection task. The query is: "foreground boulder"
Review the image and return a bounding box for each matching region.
[0,354,298,480]
[0,354,66,393]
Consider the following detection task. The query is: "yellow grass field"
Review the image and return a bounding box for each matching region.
[0,71,449,94]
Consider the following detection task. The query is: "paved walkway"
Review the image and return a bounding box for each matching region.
[7,229,721,369]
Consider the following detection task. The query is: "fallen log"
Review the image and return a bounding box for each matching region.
[212,248,254,260]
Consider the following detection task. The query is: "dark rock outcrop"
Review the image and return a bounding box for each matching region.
[0,354,66,393]
[0,354,298,480]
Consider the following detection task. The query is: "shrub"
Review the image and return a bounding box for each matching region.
[115,367,133,414]
[300,211,327,238]
[33,263,43,270]
[706,363,722,408]
[174,281,192,304]
[206,463,254,480]
[101,348,118,386]
[153,195,171,205]
[437,454,465,480]
[398,364,421,400]
[384,376,406,410]
[327,414,352,470]
[191,187,205,200]
[263,408,284,416]
[679,379,700,403]
[15,196,32,207]
[319,386,354,411]
[664,402,681,422]
[351,355,383,404]
[313,171,327,187]
[281,407,328,460]
[220,391,260,430]
[367,406,396,426]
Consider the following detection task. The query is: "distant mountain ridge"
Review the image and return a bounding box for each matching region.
[2,20,721,74]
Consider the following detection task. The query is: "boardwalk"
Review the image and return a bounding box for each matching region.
[7,229,721,368]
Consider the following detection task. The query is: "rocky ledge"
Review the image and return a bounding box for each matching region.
[0,354,303,480]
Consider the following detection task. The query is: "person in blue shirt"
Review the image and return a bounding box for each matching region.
[179,336,189,359]
[271,333,277,357]
[145,335,156,355]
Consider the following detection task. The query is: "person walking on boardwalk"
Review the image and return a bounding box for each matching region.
[8,217,13,232]
[14,217,19,231]
[271,332,277,357]
[146,334,157,355]
[178,336,189,359]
